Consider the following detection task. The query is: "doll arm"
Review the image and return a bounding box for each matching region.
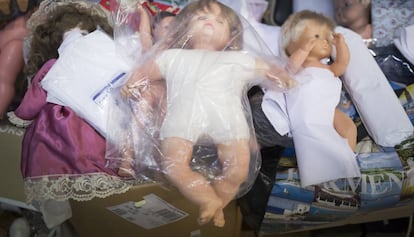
[121,59,162,97]
[329,33,350,77]
[136,3,153,52]
[255,59,296,90]
[286,39,316,74]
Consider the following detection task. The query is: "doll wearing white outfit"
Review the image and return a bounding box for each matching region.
[280,10,361,187]
[157,49,255,142]
[122,0,294,227]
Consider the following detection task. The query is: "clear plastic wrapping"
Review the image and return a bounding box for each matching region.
[105,0,294,226]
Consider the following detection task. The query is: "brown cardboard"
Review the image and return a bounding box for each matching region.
[0,121,26,202]
[70,183,242,237]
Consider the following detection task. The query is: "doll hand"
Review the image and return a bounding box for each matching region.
[121,78,149,98]
[266,72,296,89]
[301,38,316,53]
[266,65,296,90]
[121,72,150,98]
[332,33,346,46]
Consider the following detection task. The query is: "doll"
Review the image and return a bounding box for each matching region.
[114,7,174,177]
[13,0,135,209]
[151,10,175,43]
[0,14,29,119]
[278,10,360,187]
[120,0,294,227]
[334,0,373,45]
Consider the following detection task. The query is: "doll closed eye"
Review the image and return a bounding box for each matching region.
[195,14,225,24]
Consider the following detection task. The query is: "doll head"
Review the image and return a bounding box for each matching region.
[152,11,175,42]
[24,1,113,78]
[280,10,336,60]
[334,0,371,38]
[168,0,243,51]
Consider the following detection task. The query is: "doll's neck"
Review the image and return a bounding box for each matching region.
[192,43,222,51]
[303,57,329,69]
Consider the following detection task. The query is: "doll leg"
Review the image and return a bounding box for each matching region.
[117,145,135,177]
[0,39,24,118]
[213,139,250,226]
[334,108,357,151]
[161,137,223,226]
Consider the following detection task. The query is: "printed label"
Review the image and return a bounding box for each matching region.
[107,193,188,229]
[92,72,127,109]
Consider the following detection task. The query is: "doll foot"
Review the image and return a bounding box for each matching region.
[198,199,222,226]
[117,167,136,177]
[7,111,32,128]
[213,209,225,227]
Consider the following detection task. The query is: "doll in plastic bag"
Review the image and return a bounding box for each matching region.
[106,0,295,227]
[279,10,360,187]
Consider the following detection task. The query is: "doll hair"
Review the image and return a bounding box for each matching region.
[279,10,336,59]
[24,1,113,78]
[167,0,243,50]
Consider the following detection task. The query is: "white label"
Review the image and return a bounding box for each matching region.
[107,193,189,229]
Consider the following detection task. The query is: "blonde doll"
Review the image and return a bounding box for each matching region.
[279,10,360,187]
[120,0,294,227]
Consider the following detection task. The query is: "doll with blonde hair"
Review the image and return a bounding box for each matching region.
[118,0,294,227]
[279,10,360,187]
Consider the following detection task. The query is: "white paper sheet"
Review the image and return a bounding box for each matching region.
[41,30,131,137]
[286,68,361,187]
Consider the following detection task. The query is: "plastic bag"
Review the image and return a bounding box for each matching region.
[105,0,295,226]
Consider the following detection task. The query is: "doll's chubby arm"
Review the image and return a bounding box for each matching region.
[330,33,350,77]
[255,58,296,90]
[286,39,316,74]
[121,59,163,97]
[136,3,153,52]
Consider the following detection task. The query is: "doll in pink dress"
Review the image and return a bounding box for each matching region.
[13,1,133,204]
[119,0,295,227]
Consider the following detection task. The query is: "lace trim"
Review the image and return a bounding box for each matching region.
[23,173,151,203]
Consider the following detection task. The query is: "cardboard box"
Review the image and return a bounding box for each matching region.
[0,121,26,203]
[70,183,242,237]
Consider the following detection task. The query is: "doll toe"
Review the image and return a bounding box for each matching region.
[213,209,225,227]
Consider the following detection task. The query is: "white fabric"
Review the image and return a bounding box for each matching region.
[41,30,131,137]
[220,0,280,56]
[156,49,256,143]
[286,67,360,187]
[293,0,335,19]
[394,24,414,66]
[337,26,413,146]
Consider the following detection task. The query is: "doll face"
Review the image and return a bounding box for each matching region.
[153,16,175,42]
[187,2,231,50]
[334,0,369,27]
[292,20,333,60]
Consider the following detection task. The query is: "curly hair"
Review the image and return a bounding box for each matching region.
[24,2,113,78]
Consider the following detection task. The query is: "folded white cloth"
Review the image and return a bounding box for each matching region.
[337,26,413,147]
[394,24,414,66]
[286,67,361,187]
[41,30,131,137]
